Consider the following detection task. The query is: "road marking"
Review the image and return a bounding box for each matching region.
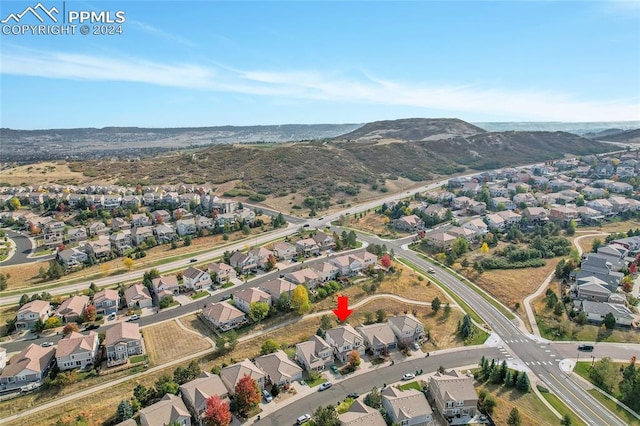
[537,361,542,365]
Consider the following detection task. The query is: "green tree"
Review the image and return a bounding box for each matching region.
[480,394,497,415]
[603,312,616,329]
[375,309,386,323]
[431,297,441,313]
[516,372,530,392]
[249,301,270,322]
[451,237,470,257]
[291,285,310,315]
[589,357,616,392]
[311,405,340,426]
[133,384,155,407]
[47,260,65,280]
[364,311,374,324]
[553,301,564,316]
[116,400,134,422]
[364,386,381,409]
[591,238,602,253]
[33,318,45,333]
[260,339,279,355]
[319,314,333,330]
[560,413,573,426]
[507,408,522,426]
[276,291,291,312]
[183,235,192,246]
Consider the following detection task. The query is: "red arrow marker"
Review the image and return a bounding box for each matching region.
[333,296,353,322]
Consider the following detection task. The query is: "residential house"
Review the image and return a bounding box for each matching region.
[313,230,336,251]
[452,196,472,210]
[57,248,89,270]
[485,213,505,231]
[576,278,612,302]
[220,359,265,394]
[462,218,489,237]
[153,210,172,224]
[0,347,6,372]
[88,221,109,237]
[549,205,579,223]
[15,300,51,330]
[248,247,275,270]
[43,220,65,247]
[587,199,614,217]
[608,182,633,194]
[207,263,237,285]
[381,386,433,426]
[356,323,397,355]
[311,262,340,283]
[581,186,607,199]
[55,331,99,371]
[102,194,122,209]
[0,344,55,391]
[259,278,297,302]
[429,369,478,420]
[182,267,212,291]
[124,284,153,309]
[163,192,180,206]
[56,295,90,323]
[110,230,132,255]
[512,192,536,207]
[324,324,365,363]
[387,314,426,346]
[468,200,487,215]
[329,250,377,276]
[296,238,320,257]
[580,301,634,326]
[492,196,516,210]
[611,236,640,255]
[283,268,321,288]
[122,195,141,209]
[232,288,271,314]
[582,253,626,273]
[139,394,192,426]
[131,226,154,246]
[195,215,214,231]
[497,210,522,227]
[176,218,197,237]
[179,372,228,423]
[424,231,455,249]
[522,207,549,225]
[84,237,112,259]
[93,289,120,315]
[609,196,631,213]
[338,399,387,426]
[154,224,176,244]
[392,215,424,232]
[296,335,334,371]
[229,251,258,275]
[254,350,303,386]
[617,166,636,179]
[173,208,192,220]
[273,242,297,260]
[111,217,131,231]
[423,204,449,220]
[105,322,143,367]
[202,302,246,331]
[131,213,152,228]
[152,275,180,298]
[67,227,88,244]
[594,163,615,178]
[576,207,605,224]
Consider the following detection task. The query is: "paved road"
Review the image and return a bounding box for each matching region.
[0,229,53,266]
[255,346,502,426]
[552,341,640,363]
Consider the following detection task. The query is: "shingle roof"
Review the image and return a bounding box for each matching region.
[0,344,54,379]
[104,322,142,347]
[55,331,98,357]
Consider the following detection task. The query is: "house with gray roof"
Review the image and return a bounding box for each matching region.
[338,399,387,426]
[202,302,246,331]
[254,350,303,386]
[387,314,425,346]
[220,359,265,394]
[381,386,433,425]
[325,324,365,363]
[576,277,613,302]
[429,369,478,420]
[0,344,55,391]
[139,394,191,426]
[93,288,120,315]
[580,301,635,326]
[356,323,397,356]
[105,322,143,367]
[295,335,334,371]
[179,372,228,423]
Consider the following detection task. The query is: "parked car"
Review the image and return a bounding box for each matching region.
[318,382,333,391]
[127,314,140,322]
[296,414,311,425]
[107,313,117,320]
[347,392,360,399]
[412,342,420,351]
[330,365,339,374]
[578,344,594,352]
[221,295,231,301]
[84,324,100,331]
[402,373,415,381]
[40,342,54,347]
[262,389,273,403]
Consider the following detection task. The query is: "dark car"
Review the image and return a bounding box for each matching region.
[578,344,594,352]
[190,258,198,263]
[347,392,360,399]
[84,324,100,331]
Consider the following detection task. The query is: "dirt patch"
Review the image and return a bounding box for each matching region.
[143,319,212,365]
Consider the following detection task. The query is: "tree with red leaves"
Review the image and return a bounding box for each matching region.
[380,254,392,268]
[62,323,79,335]
[203,394,231,426]
[630,263,637,275]
[233,375,261,417]
[83,305,97,322]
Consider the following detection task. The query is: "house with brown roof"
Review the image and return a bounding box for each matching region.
[229,251,258,274]
[313,231,336,251]
[284,267,322,288]
[105,322,143,367]
[248,247,275,270]
[295,238,320,257]
[325,324,365,363]
[124,284,153,309]
[0,347,6,372]
[233,288,272,314]
[207,262,237,284]
[356,323,398,355]
[109,230,132,255]
[16,300,51,331]
[55,331,100,371]
[273,242,297,260]
[259,278,297,302]
[139,394,192,426]
[295,335,334,371]
[56,295,90,323]
[93,289,120,316]
[220,359,265,394]
[254,350,303,386]
[424,231,455,249]
[387,314,426,346]
[84,236,112,259]
[131,226,154,246]
[311,262,340,283]
[179,372,228,423]
[0,344,55,391]
[392,215,424,232]
[338,399,387,426]
[429,369,478,420]
[202,302,246,331]
[154,224,176,244]
[152,275,180,297]
[182,267,212,291]
[131,213,153,228]
[67,227,88,244]
[381,386,433,425]
[87,221,109,237]
[111,217,131,231]
[330,250,377,276]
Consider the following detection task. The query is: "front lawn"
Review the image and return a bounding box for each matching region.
[191,291,209,300]
[129,355,147,364]
[336,397,355,414]
[305,374,327,388]
[398,381,422,391]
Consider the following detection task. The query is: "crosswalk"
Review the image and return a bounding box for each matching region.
[503,338,529,343]
[524,360,558,366]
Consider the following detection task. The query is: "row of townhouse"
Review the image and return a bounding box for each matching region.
[0,322,142,391]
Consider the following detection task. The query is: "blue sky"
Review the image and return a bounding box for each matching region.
[1,0,639,129]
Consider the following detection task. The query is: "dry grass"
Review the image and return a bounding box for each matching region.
[143,319,212,365]
[339,213,402,237]
[0,162,91,186]
[178,314,218,340]
[477,384,562,426]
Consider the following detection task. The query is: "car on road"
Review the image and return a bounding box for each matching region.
[347,392,360,399]
[41,342,54,347]
[190,258,198,263]
[303,224,310,227]
[262,389,273,403]
[83,324,100,331]
[578,344,594,352]
[127,314,140,322]
[402,373,415,381]
[427,267,435,273]
[296,414,311,425]
[221,295,231,301]
[318,382,333,391]
[107,313,116,320]
[318,217,324,220]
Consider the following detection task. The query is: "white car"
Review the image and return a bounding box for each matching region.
[402,373,415,381]
[296,414,311,425]
[40,342,54,347]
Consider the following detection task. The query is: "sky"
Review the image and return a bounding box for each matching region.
[1,0,639,129]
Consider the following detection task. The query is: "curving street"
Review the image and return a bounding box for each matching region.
[0,229,53,266]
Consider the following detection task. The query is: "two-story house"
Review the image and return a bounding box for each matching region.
[93,289,120,316]
[324,324,365,363]
[232,288,271,314]
[229,251,258,274]
[387,314,425,346]
[382,386,433,426]
[339,399,387,426]
[131,213,153,228]
[87,221,109,237]
[124,284,153,309]
[179,372,228,424]
[154,224,176,244]
[56,295,90,323]
[259,278,297,302]
[207,263,237,285]
[109,230,132,255]
[295,238,320,257]
[273,242,297,260]
[176,218,197,236]
[131,226,154,246]
[429,369,478,420]
[312,231,336,251]
[202,302,246,331]
[0,344,55,391]
[139,394,192,426]
[182,267,212,291]
[220,359,265,394]
[152,275,180,298]
[55,331,100,371]
[247,247,275,270]
[356,323,398,356]
[104,322,143,367]
[57,248,89,270]
[15,300,51,331]
[254,350,303,386]
[295,335,334,371]
[66,227,88,244]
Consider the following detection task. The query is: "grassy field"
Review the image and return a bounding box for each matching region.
[143,319,212,365]
[335,212,406,238]
[0,162,92,186]
[586,389,640,426]
[540,392,587,426]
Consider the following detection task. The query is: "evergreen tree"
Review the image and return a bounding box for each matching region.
[116,400,134,422]
[516,372,530,392]
[500,360,508,382]
[504,370,513,387]
[507,408,522,426]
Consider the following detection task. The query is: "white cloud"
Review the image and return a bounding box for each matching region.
[1,48,638,121]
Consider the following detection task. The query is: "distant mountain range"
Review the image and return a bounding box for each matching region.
[474,121,640,136]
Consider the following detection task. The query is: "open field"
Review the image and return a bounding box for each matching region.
[0,162,94,186]
[336,212,405,238]
[143,319,212,365]
[0,222,270,293]
[478,383,585,426]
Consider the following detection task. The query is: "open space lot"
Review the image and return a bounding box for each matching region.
[143,319,212,365]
